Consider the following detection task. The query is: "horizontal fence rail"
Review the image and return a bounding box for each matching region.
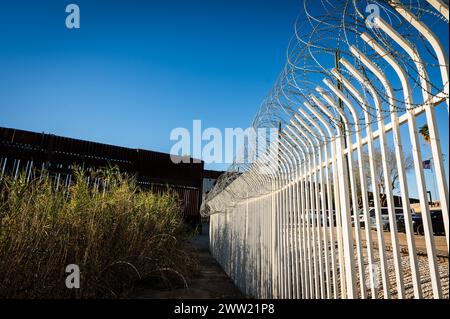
[203,0,449,299]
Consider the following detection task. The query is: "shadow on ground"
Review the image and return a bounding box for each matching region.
[127,224,244,299]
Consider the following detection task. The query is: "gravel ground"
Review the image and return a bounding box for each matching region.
[320,228,449,299]
[332,246,449,299]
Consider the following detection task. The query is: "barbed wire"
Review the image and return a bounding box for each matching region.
[201,0,449,216]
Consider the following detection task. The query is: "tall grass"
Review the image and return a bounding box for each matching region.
[0,168,197,298]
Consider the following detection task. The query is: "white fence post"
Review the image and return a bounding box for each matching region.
[204,0,449,300]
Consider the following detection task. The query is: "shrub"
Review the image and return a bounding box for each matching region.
[0,168,197,298]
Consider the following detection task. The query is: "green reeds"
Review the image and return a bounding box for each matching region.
[0,167,197,298]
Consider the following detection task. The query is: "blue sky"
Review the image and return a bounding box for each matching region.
[0,0,300,171]
[0,0,448,200]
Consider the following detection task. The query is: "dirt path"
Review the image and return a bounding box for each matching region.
[128,224,244,299]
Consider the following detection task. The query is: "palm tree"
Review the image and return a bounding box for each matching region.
[419,124,431,145]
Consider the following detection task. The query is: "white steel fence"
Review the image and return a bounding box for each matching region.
[203,0,449,299]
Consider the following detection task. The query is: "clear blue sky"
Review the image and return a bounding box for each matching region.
[0,0,301,171]
[0,0,448,191]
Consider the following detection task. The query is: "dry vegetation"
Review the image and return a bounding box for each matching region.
[0,168,198,298]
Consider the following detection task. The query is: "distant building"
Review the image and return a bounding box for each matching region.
[367,191,420,208]
[410,201,441,213]
[202,169,224,196]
